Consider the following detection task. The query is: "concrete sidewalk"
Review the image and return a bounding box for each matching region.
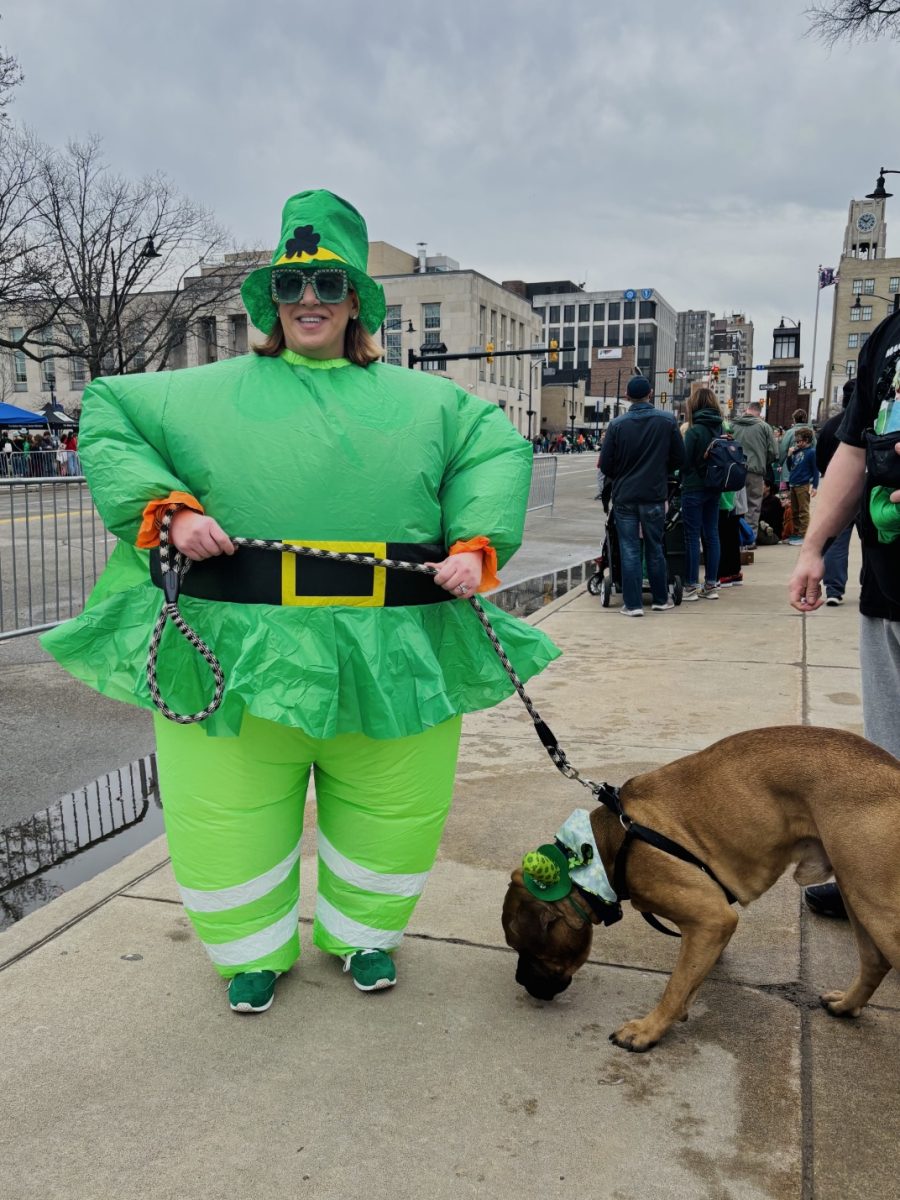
[1,540,897,1200]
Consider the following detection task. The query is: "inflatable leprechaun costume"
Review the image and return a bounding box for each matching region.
[42,190,560,1011]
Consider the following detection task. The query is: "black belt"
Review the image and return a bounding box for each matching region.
[149,540,451,607]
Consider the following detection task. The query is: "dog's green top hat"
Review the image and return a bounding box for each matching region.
[522,844,571,902]
[241,190,386,336]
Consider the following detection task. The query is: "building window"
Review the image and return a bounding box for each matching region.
[863,279,875,294]
[852,279,863,295]
[607,326,620,347]
[199,316,217,363]
[422,303,441,331]
[478,305,486,382]
[548,305,560,323]
[860,332,870,347]
[622,325,635,347]
[563,304,575,322]
[607,302,621,321]
[66,324,87,386]
[518,322,525,389]
[774,335,795,358]
[593,302,605,321]
[229,314,248,355]
[846,360,856,377]
[385,331,402,365]
[850,306,861,322]
[500,314,507,384]
[639,300,656,319]
[861,305,873,321]
[385,304,402,331]
[490,310,497,383]
[533,306,545,321]
[578,303,590,321]
[890,277,900,293]
[592,325,604,348]
[623,301,635,320]
[563,325,574,353]
[40,325,56,391]
[168,318,188,370]
[9,325,27,391]
[848,333,859,348]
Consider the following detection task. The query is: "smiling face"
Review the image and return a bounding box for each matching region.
[277,281,358,360]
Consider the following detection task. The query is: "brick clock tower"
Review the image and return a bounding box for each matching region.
[766,321,811,429]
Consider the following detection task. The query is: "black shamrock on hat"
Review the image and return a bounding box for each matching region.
[284,225,321,259]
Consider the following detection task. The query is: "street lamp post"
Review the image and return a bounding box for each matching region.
[109,236,162,374]
[526,356,540,441]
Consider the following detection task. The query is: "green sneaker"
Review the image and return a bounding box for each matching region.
[228,970,277,1013]
[342,949,397,992]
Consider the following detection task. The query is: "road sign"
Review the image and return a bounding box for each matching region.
[726,365,738,379]
[677,368,687,379]
[759,383,776,391]
[754,365,768,371]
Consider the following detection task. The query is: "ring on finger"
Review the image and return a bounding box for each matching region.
[456,583,469,595]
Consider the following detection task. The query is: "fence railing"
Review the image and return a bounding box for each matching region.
[527,454,557,514]
[0,477,114,640]
[1,449,83,478]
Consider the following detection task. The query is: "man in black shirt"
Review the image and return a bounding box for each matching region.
[600,376,685,616]
[789,308,900,916]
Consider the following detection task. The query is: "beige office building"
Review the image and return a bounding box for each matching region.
[823,196,900,415]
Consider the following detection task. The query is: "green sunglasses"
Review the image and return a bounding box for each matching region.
[271,267,350,306]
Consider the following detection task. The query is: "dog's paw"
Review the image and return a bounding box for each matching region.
[820,990,862,1019]
[609,1019,660,1053]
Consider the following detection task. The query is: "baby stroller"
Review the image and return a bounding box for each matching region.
[588,486,685,607]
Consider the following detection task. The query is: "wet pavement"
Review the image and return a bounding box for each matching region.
[1,533,897,1200]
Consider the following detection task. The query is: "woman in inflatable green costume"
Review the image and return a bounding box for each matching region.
[42,190,560,1012]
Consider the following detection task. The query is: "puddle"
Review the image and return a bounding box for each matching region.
[0,756,164,931]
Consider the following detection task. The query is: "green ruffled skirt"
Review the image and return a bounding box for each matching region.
[41,543,561,739]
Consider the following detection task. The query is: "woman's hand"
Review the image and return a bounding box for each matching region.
[425,550,483,598]
[169,510,235,561]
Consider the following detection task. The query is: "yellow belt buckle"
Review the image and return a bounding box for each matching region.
[280,540,387,607]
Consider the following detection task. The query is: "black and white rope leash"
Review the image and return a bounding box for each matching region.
[149,506,604,798]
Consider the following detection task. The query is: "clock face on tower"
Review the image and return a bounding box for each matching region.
[857,212,877,233]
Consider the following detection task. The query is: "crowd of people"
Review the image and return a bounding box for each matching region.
[0,428,80,476]
[595,383,830,614]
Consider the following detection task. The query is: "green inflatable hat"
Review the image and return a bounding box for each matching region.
[241,189,386,336]
[522,843,571,902]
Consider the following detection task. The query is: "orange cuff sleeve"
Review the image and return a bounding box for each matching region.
[448,536,500,593]
[136,491,205,549]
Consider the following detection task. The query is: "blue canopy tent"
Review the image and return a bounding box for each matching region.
[0,402,49,428]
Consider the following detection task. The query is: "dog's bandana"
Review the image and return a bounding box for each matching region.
[555,809,617,903]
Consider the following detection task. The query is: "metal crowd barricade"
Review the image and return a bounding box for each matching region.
[0,475,113,640]
[0,449,83,479]
[526,454,557,514]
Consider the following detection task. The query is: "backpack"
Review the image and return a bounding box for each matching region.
[703,434,749,493]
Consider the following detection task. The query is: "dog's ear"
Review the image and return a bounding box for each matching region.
[511,867,526,888]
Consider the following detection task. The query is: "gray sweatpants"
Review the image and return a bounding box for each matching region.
[744,471,765,536]
[859,615,900,758]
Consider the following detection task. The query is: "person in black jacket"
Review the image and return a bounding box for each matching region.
[816,380,857,604]
[600,375,685,616]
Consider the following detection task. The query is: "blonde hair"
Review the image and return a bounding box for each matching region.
[253,292,383,367]
[684,388,722,426]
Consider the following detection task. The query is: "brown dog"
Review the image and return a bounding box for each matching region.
[502,726,900,1052]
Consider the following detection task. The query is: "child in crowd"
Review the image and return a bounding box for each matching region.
[786,429,819,546]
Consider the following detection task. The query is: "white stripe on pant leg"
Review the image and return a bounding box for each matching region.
[317,831,428,898]
[178,838,302,914]
[314,895,404,951]
[204,906,300,968]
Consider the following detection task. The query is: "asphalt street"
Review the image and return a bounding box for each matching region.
[0,454,604,829]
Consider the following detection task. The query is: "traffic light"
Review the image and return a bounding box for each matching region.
[486,341,494,364]
[667,367,675,383]
[711,364,720,380]
[549,338,559,364]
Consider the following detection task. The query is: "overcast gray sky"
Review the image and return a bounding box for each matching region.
[4,1,898,397]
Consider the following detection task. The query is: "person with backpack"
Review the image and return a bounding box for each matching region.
[680,388,725,600]
[731,401,778,546]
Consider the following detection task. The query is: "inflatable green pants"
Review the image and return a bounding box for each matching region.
[154,711,462,977]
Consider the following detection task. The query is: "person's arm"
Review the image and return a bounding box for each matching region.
[667,422,685,473]
[809,448,820,490]
[431,386,534,593]
[78,376,233,560]
[787,442,865,610]
[599,426,616,477]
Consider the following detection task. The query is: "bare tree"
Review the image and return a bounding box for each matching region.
[806,1,900,43]
[0,18,24,126]
[0,126,56,352]
[24,136,253,379]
